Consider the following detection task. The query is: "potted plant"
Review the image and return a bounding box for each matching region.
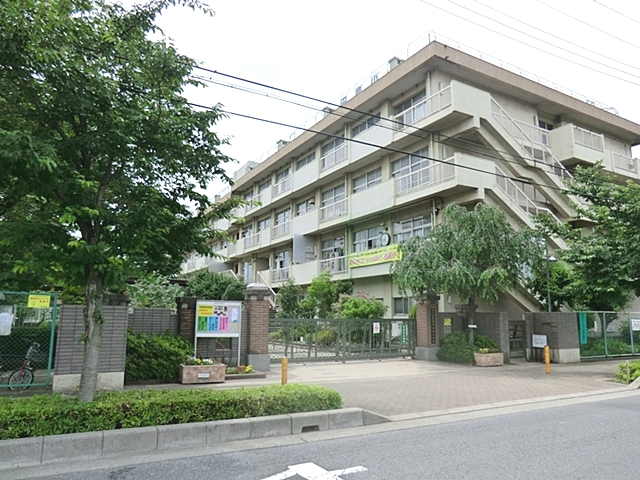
[179,357,226,384]
[473,347,504,367]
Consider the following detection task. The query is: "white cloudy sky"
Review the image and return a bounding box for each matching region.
[122,0,640,196]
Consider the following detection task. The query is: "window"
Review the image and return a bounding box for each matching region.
[353,226,383,253]
[321,137,347,169]
[243,225,254,237]
[258,178,272,193]
[538,120,553,131]
[393,214,432,243]
[243,261,253,282]
[297,152,316,170]
[353,168,382,193]
[243,189,255,201]
[273,250,290,282]
[395,91,426,116]
[297,198,316,216]
[352,115,381,137]
[276,167,291,183]
[393,297,413,315]
[321,185,346,220]
[274,167,292,195]
[321,237,344,259]
[273,208,291,237]
[258,217,270,232]
[392,148,430,193]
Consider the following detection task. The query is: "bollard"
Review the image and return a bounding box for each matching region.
[281,357,288,385]
[544,345,550,374]
[627,360,630,385]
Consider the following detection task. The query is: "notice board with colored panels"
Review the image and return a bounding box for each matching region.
[194,300,242,366]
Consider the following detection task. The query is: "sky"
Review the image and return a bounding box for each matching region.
[121,0,640,197]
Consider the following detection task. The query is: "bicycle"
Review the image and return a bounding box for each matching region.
[0,342,39,390]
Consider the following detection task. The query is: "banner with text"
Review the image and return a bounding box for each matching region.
[348,244,402,268]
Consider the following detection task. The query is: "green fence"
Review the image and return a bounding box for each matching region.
[578,311,640,359]
[0,291,58,389]
[268,318,416,363]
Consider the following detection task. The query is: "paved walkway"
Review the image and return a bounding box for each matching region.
[129,358,634,420]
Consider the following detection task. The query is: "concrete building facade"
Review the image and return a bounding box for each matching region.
[183,41,640,318]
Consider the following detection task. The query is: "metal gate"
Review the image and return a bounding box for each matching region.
[508,320,526,359]
[268,318,416,363]
[0,291,58,389]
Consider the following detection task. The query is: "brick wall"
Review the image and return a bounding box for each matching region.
[55,305,128,375]
[128,308,178,335]
[246,293,270,355]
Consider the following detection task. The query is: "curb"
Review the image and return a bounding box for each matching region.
[0,408,390,470]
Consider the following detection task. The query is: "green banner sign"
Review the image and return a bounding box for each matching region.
[579,312,588,345]
[348,244,402,268]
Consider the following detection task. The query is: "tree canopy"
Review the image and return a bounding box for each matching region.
[391,203,542,341]
[0,0,241,401]
[536,165,640,311]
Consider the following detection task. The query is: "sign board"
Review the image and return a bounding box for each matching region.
[0,312,12,336]
[194,300,242,366]
[532,334,548,348]
[401,324,407,344]
[579,312,588,345]
[631,319,640,332]
[372,322,380,334]
[27,295,50,309]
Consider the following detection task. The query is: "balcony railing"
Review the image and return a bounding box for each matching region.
[394,156,455,195]
[319,255,348,274]
[320,144,347,170]
[272,221,291,239]
[394,86,452,130]
[513,119,551,147]
[271,267,290,283]
[244,233,259,248]
[228,243,236,256]
[612,152,637,173]
[272,176,292,196]
[320,198,348,222]
[574,126,604,151]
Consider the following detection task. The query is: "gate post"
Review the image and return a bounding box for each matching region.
[245,283,272,372]
[415,294,440,361]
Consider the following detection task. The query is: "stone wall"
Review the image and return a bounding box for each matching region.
[524,312,580,363]
[128,308,179,336]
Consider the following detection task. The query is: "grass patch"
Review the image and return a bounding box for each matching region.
[0,384,342,440]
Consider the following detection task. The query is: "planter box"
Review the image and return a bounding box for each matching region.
[473,352,504,367]
[179,364,226,384]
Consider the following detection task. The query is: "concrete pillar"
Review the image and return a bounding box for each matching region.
[245,283,272,372]
[415,295,440,361]
[176,297,197,344]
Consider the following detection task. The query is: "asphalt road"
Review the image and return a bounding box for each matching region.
[12,392,640,480]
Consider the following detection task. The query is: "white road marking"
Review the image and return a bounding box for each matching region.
[261,462,368,480]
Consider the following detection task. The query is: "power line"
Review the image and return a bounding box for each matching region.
[187,100,586,201]
[474,0,640,74]
[537,0,640,51]
[192,71,554,171]
[593,0,640,26]
[417,0,640,87]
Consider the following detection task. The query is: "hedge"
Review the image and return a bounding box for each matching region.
[125,330,193,382]
[0,384,343,440]
[436,331,499,364]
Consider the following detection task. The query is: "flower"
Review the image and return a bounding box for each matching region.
[183,356,220,366]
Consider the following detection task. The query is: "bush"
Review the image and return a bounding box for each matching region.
[436,331,499,364]
[125,330,193,382]
[580,338,632,357]
[0,384,343,440]
[186,271,246,301]
[315,328,337,346]
[614,359,640,384]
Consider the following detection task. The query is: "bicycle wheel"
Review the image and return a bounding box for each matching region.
[8,369,34,390]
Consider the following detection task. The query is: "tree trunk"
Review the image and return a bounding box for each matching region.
[77,268,104,403]
[467,295,476,346]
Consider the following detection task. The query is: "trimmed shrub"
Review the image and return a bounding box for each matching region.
[0,384,343,440]
[580,338,632,357]
[125,330,193,382]
[436,331,499,364]
[614,359,640,384]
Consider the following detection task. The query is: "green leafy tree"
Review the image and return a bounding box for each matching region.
[306,271,353,319]
[186,271,246,301]
[525,259,575,312]
[127,274,184,311]
[391,203,542,343]
[537,165,640,311]
[0,0,243,401]
[333,291,387,319]
[275,278,303,319]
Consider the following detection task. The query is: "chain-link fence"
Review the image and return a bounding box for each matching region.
[579,312,640,358]
[0,292,58,389]
[269,317,416,363]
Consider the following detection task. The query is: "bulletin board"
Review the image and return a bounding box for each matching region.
[194,300,242,365]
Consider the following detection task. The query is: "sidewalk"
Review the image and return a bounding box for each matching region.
[129,358,632,419]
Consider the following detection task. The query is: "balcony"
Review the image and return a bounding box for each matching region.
[271,267,290,284]
[394,157,456,195]
[319,255,348,275]
[272,176,291,197]
[272,221,291,239]
[548,123,606,167]
[320,198,348,223]
[320,144,347,171]
[244,233,259,249]
[394,86,452,130]
[609,151,639,179]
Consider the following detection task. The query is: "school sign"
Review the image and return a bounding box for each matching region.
[348,244,402,268]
